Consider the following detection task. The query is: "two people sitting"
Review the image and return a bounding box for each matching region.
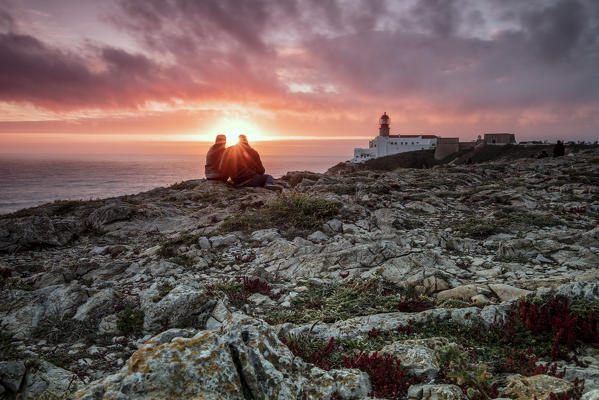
[205,134,278,189]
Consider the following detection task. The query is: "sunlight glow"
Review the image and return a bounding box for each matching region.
[202,117,271,143]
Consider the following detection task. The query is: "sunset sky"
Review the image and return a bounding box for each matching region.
[1,0,598,155]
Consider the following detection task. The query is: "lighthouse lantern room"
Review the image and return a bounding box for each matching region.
[379,112,390,137]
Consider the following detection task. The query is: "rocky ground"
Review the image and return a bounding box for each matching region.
[1,147,599,400]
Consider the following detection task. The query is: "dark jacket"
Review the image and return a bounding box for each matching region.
[220,143,265,184]
[205,143,227,180]
[553,141,565,158]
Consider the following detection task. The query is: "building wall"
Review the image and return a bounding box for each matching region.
[458,142,477,151]
[353,136,437,162]
[434,138,459,160]
[484,133,515,144]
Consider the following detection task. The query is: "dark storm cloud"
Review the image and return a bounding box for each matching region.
[0,0,598,118]
[0,0,14,31]
[0,27,206,109]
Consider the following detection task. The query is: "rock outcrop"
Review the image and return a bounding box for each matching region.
[1,147,598,398]
[75,314,371,400]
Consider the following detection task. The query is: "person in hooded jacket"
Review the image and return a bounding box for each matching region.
[204,135,228,181]
[219,135,274,187]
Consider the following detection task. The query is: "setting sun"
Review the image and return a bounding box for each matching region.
[212,118,270,143]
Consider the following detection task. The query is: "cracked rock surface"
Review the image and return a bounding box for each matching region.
[1,147,598,398]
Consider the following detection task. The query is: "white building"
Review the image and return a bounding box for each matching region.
[352,113,438,163]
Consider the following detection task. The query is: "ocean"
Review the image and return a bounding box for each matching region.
[0,150,352,214]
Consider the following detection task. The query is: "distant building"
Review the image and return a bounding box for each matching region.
[484,133,516,145]
[352,113,438,163]
[433,138,478,160]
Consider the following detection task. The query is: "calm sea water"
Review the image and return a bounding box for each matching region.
[0,152,349,214]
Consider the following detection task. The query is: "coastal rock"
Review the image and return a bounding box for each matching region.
[139,282,216,334]
[0,216,83,251]
[73,288,116,321]
[0,282,88,338]
[0,360,26,392]
[20,360,81,400]
[379,337,451,380]
[487,284,532,302]
[501,374,574,400]
[582,389,599,400]
[87,201,135,228]
[75,314,371,400]
[407,383,463,399]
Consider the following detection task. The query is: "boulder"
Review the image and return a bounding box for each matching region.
[436,285,479,301]
[0,216,83,251]
[501,374,574,400]
[379,337,450,380]
[407,383,463,399]
[488,284,532,302]
[20,360,81,400]
[0,283,88,338]
[87,201,134,228]
[307,230,329,242]
[406,201,437,213]
[73,288,116,321]
[75,314,371,400]
[582,389,599,400]
[250,229,281,244]
[0,360,26,392]
[140,282,216,333]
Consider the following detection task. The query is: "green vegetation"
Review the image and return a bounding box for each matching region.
[267,278,436,324]
[152,282,174,302]
[116,304,145,336]
[0,331,21,360]
[439,346,495,399]
[168,254,196,268]
[220,193,341,238]
[493,254,530,264]
[456,208,563,239]
[0,276,34,291]
[455,217,506,239]
[33,313,97,343]
[281,296,596,400]
[169,181,198,190]
[159,233,202,258]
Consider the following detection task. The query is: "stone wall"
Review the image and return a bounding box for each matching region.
[484,133,516,144]
[434,138,459,160]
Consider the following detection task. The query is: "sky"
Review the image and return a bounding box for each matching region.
[0,0,598,155]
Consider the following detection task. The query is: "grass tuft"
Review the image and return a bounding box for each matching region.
[220,193,341,237]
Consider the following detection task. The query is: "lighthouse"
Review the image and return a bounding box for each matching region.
[379,112,390,137]
[352,112,439,162]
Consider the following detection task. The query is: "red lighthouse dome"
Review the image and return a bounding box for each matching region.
[379,112,390,137]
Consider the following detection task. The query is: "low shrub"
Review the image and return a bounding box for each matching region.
[267,278,436,324]
[116,304,144,336]
[455,217,506,239]
[207,276,278,308]
[344,351,421,399]
[282,334,420,399]
[33,313,97,343]
[220,193,341,237]
[169,181,197,190]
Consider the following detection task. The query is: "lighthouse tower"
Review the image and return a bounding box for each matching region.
[379,112,390,137]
